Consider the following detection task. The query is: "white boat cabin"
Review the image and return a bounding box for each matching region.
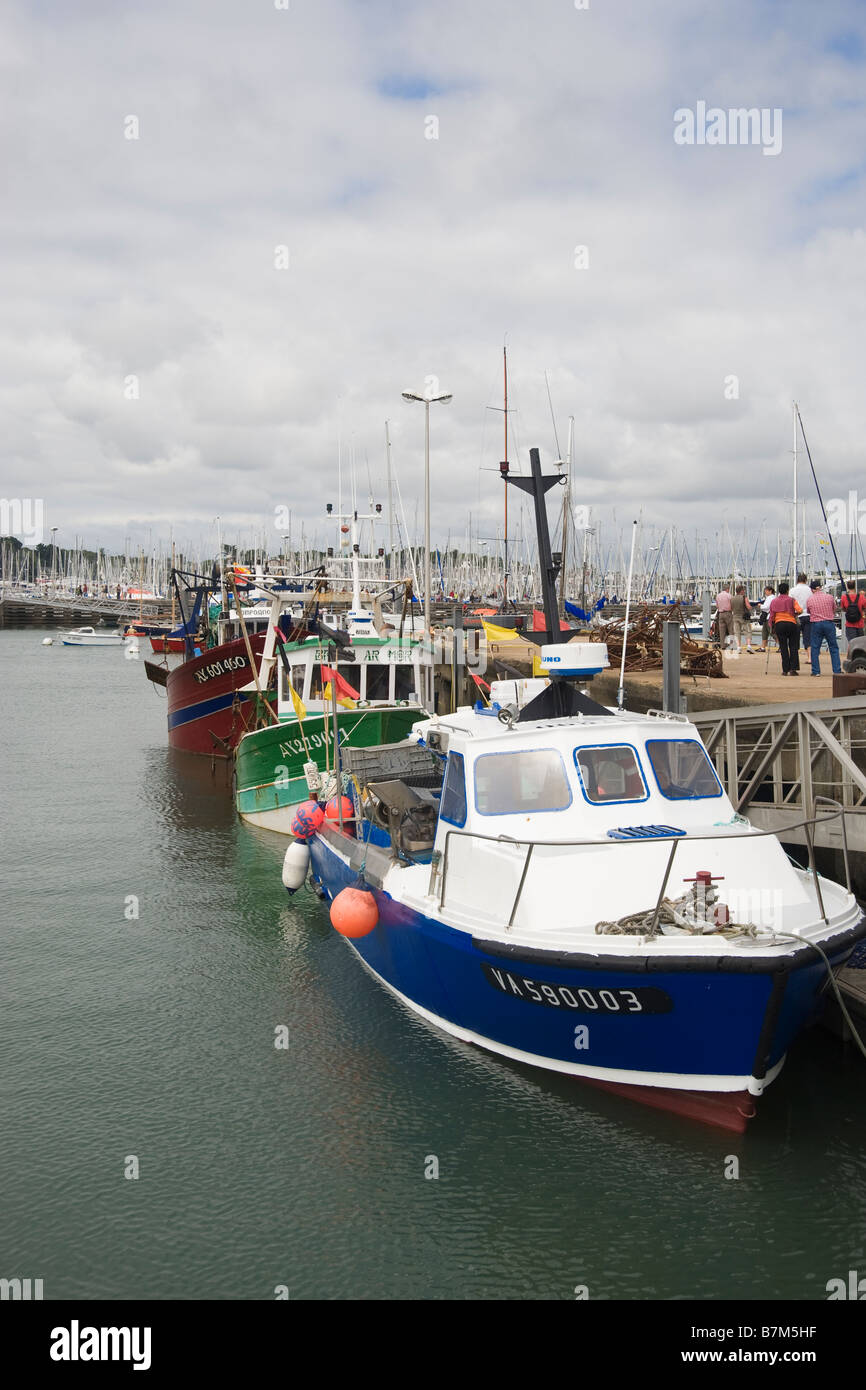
[272,636,426,715]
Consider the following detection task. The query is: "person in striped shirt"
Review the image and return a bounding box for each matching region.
[805,582,841,675]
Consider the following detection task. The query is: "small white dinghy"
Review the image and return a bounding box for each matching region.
[61,626,127,647]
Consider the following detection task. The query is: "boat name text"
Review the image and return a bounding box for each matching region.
[193,655,248,684]
[481,963,673,1014]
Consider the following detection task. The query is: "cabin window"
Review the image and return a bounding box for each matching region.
[474,749,572,816]
[280,662,308,705]
[365,664,391,702]
[645,739,722,800]
[440,753,467,827]
[309,662,361,703]
[394,664,417,701]
[574,745,648,804]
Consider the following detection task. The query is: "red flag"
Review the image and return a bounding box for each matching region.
[321,664,361,700]
[471,673,491,691]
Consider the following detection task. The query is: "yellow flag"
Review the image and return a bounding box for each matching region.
[531,651,549,677]
[323,681,355,709]
[289,679,307,723]
[481,619,518,642]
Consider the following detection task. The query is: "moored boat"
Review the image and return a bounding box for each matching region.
[235,509,429,830]
[306,646,864,1130]
[296,449,866,1130]
[61,626,126,646]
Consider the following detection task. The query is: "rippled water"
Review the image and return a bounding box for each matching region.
[1,629,864,1300]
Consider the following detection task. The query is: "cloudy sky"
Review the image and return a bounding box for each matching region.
[2,0,865,566]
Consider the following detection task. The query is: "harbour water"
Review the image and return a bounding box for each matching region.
[2,628,864,1301]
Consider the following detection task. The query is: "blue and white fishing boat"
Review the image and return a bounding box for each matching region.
[291,450,866,1130]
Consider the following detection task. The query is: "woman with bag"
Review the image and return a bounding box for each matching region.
[768,582,802,675]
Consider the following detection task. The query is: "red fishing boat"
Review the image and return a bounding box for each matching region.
[161,629,273,756]
[144,571,282,758]
[150,633,187,654]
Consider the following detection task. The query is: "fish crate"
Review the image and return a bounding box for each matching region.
[343,741,443,790]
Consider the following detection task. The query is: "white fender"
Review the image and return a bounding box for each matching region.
[282,840,311,894]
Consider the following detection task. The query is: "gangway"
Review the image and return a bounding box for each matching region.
[690,695,866,867]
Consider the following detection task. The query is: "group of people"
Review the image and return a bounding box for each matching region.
[716,576,866,676]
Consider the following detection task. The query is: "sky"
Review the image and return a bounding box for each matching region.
[1,0,866,565]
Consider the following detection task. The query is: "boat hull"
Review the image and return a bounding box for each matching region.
[309,830,863,1127]
[165,632,272,757]
[235,706,424,831]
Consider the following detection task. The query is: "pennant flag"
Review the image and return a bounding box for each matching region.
[470,672,491,706]
[323,681,356,709]
[481,619,518,642]
[321,664,361,700]
[288,679,307,723]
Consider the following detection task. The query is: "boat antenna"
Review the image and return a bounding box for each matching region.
[794,405,846,590]
[618,519,639,709]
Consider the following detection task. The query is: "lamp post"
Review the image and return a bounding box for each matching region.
[402,386,451,704]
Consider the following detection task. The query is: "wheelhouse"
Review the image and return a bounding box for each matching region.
[275,637,424,714]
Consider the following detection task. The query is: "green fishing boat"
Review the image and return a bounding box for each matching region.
[235,630,427,832]
[235,503,430,834]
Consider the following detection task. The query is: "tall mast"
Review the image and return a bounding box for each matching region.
[792,400,798,579]
[559,415,573,615]
[385,419,395,575]
[503,344,508,607]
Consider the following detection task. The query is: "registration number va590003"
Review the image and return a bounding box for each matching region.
[481,963,673,1014]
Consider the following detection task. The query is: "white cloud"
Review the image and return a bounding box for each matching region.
[0,0,865,569]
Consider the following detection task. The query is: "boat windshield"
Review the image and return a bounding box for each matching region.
[474,749,572,816]
[574,745,647,804]
[645,739,722,800]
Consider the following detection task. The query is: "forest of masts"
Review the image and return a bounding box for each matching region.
[1,495,856,608]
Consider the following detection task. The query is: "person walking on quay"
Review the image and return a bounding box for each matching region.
[731,585,754,652]
[759,585,775,651]
[806,580,841,675]
[790,571,812,653]
[841,579,866,643]
[768,581,801,675]
[716,584,734,649]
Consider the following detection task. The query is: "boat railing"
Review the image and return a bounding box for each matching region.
[436,798,851,933]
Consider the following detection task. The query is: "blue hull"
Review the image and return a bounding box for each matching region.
[310,835,857,1092]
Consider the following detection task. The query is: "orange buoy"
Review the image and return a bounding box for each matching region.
[324,796,354,822]
[330,886,379,938]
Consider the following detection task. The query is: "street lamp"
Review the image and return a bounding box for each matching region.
[401,386,452,640]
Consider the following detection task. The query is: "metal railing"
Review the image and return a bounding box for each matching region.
[436,799,851,934]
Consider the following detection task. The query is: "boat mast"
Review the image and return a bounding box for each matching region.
[385,419,395,576]
[792,400,798,580]
[559,415,573,616]
[503,344,508,608]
